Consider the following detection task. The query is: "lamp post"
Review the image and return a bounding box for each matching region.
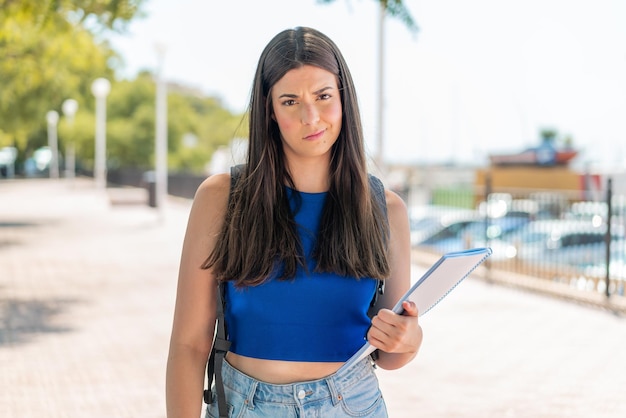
[91,78,111,189]
[62,98,79,183]
[46,110,60,179]
[375,2,386,175]
[154,43,168,216]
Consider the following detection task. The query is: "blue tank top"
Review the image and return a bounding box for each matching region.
[224,188,377,362]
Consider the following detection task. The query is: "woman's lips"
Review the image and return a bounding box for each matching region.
[304,129,325,140]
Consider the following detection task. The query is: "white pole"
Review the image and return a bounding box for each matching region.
[376,3,386,174]
[91,78,111,190]
[46,110,60,179]
[155,44,168,216]
[62,99,78,183]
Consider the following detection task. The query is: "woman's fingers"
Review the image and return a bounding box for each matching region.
[368,303,421,353]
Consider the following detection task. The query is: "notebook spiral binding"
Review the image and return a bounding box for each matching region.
[422,247,492,316]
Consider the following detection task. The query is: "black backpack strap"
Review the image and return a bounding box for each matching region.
[203,166,243,417]
[368,174,387,220]
[368,174,387,309]
[205,282,230,418]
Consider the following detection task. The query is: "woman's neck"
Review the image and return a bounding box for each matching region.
[286,159,330,193]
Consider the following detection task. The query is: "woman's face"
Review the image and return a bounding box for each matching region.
[270,65,342,165]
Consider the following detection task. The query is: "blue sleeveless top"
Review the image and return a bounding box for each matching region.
[224,188,378,362]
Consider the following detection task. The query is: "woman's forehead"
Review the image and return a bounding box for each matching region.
[272,66,339,95]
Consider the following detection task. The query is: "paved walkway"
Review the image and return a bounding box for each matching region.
[1,178,624,418]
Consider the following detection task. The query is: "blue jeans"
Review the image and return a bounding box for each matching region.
[205,357,388,417]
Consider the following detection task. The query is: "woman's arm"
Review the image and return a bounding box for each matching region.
[166,173,230,418]
[367,190,423,370]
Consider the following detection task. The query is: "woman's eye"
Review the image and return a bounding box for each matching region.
[318,93,331,100]
[282,99,296,106]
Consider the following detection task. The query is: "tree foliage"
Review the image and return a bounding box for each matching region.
[98,72,245,173]
[317,0,419,33]
[0,0,144,31]
[1,0,244,175]
[0,0,144,154]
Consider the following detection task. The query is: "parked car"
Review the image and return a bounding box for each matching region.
[503,219,617,267]
[0,146,17,178]
[417,217,519,261]
[409,205,476,247]
[24,146,61,177]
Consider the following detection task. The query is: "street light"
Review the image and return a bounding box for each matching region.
[91,78,111,189]
[46,110,60,179]
[154,43,168,215]
[62,98,79,182]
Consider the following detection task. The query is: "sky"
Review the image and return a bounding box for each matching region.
[107,0,626,171]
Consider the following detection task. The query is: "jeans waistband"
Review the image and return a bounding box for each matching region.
[221,357,375,406]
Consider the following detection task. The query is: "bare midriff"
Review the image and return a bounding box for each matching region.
[225,352,344,384]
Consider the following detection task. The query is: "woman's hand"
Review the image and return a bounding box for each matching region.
[367,300,423,369]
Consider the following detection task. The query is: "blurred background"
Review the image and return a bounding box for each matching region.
[2,1,626,417]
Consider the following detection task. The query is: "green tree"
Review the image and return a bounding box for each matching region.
[93,72,245,173]
[540,128,558,144]
[0,0,145,157]
[317,0,419,33]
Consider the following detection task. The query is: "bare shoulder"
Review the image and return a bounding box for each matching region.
[196,172,231,200]
[384,189,409,222]
[192,173,231,209]
[187,172,231,232]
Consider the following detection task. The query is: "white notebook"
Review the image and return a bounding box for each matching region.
[340,247,492,372]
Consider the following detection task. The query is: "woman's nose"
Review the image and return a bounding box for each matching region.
[301,104,320,125]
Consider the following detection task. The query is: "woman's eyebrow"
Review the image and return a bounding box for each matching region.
[277,86,335,100]
[314,86,334,95]
[277,93,298,99]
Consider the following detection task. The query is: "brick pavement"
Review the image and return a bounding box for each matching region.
[1,178,625,417]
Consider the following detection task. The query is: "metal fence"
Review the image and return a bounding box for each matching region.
[412,176,626,301]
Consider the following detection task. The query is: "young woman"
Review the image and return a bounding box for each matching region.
[166,27,423,418]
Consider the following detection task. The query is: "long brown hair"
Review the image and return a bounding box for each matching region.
[203,27,390,286]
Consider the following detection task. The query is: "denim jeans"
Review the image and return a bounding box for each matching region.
[205,357,388,418]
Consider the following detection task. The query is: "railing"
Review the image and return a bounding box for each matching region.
[411,176,626,310]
